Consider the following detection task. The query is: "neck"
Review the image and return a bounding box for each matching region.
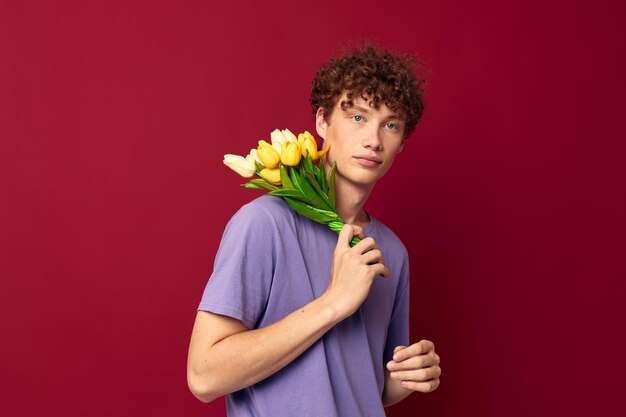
[333,175,375,229]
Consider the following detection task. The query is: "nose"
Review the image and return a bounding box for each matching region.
[362,125,383,151]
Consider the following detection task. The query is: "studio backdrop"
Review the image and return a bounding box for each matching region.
[1,0,624,416]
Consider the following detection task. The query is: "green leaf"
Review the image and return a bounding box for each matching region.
[304,172,333,210]
[289,164,304,193]
[244,178,279,191]
[243,182,265,190]
[283,197,337,223]
[303,154,315,177]
[270,189,306,199]
[317,158,326,193]
[280,164,294,190]
[287,164,334,211]
[327,162,337,209]
[295,168,331,210]
[254,160,265,173]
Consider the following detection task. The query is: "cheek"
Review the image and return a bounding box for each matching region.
[383,154,399,170]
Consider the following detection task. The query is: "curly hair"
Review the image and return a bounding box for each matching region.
[310,44,425,138]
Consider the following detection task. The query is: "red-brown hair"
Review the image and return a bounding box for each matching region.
[310,43,426,138]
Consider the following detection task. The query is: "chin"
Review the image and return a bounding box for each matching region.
[340,173,381,188]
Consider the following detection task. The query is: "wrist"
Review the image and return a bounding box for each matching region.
[315,291,348,325]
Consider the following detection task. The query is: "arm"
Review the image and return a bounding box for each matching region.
[187,295,339,402]
[382,341,442,407]
[187,224,389,403]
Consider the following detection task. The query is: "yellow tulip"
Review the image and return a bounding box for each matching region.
[303,130,315,142]
[298,131,318,160]
[257,140,280,169]
[223,154,256,178]
[280,141,302,166]
[318,144,330,158]
[259,167,281,185]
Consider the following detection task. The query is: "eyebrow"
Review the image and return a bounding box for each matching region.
[351,105,372,114]
[348,105,404,122]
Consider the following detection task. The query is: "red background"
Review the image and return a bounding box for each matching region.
[1,0,625,416]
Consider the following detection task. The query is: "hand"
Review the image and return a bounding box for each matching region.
[323,224,390,318]
[386,340,441,393]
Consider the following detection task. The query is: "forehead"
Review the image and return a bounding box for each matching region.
[335,92,405,120]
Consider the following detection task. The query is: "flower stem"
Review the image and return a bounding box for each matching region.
[328,219,361,247]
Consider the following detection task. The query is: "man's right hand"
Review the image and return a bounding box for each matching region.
[323,223,390,319]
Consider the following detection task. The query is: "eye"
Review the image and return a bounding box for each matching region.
[384,122,398,130]
[352,115,364,123]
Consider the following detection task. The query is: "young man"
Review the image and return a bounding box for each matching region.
[187,45,442,416]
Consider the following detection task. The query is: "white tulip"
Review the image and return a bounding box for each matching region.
[247,148,261,165]
[223,154,256,178]
[281,128,297,143]
[270,129,286,154]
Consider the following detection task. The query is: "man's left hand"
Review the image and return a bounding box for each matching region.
[386,340,441,393]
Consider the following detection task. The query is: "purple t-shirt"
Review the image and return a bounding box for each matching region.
[198,195,410,417]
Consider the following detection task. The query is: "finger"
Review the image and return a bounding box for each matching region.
[393,340,435,362]
[393,346,406,354]
[387,346,407,369]
[400,378,440,393]
[394,351,440,371]
[352,236,377,254]
[389,365,442,382]
[387,355,425,371]
[372,262,390,278]
[362,249,383,265]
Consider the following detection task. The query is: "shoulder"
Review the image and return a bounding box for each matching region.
[225,195,295,233]
[231,195,292,223]
[242,194,292,215]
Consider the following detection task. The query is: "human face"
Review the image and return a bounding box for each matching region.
[315,93,405,190]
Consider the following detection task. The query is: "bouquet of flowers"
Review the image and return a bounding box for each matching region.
[223,128,360,246]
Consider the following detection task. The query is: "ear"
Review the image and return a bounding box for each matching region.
[315,107,327,140]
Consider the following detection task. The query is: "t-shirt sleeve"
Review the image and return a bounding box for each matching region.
[383,253,410,362]
[198,201,277,329]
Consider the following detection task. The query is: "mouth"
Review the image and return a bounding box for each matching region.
[353,154,383,166]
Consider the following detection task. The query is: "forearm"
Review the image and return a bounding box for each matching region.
[382,368,413,407]
[188,295,342,402]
